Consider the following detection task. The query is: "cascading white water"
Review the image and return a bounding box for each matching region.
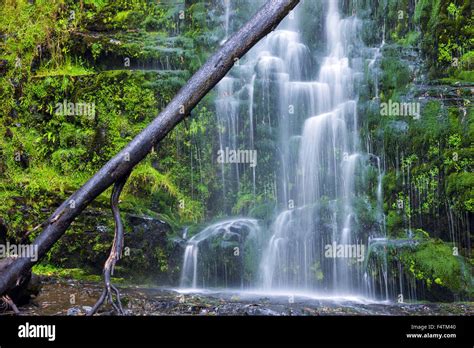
[180,218,261,289]
[259,0,382,295]
[221,0,231,44]
[181,242,198,288]
[216,76,240,198]
[181,0,387,298]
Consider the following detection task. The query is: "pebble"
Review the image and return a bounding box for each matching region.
[67,307,82,316]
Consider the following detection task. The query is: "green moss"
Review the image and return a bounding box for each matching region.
[456,70,474,81]
[399,239,471,295]
[32,264,125,283]
[380,47,412,98]
[34,58,94,77]
[446,172,474,212]
[154,247,169,273]
[386,210,404,237]
[397,31,420,47]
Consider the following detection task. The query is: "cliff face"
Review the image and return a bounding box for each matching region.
[0,0,222,282]
[0,0,471,299]
[351,0,472,300]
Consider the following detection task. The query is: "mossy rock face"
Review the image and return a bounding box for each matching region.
[120,214,183,284]
[0,0,472,302]
[38,208,182,284]
[395,239,473,301]
[71,31,196,72]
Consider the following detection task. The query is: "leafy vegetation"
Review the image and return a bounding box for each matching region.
[0,0,471,300]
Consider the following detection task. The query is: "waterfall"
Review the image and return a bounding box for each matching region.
[181,242,198,288]
[181,0,387,298]
[259,0,382,295]
[180,218,261,289]
[221,0,231,44]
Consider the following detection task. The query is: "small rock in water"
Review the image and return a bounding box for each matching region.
[67,307,82,316]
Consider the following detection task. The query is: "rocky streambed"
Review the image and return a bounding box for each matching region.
[6,278,473,316]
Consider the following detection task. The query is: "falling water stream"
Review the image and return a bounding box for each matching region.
[180,0,390,301]
[260,0,379,296]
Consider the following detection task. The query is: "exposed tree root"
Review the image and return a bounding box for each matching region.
[0,294,20,314]
[88,172,131,316]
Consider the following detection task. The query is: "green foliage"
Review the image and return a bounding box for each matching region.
[232,193,257,216]
[153,247,169,273]
[446,172,474,212]
[380,47,412,99]
[0,0,63,72]
[0,0,471,295]
[32,264,106,282]
[0,0,222,280]
[397,31,420,47]
[372,3,473,285]
[310,261,324,282]
[413,0,473,77]
[399,239,470,294]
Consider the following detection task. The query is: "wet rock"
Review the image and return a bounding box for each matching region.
[0,258,40,307]
[18,279,474,316]
[243,304,281,316]
[67,307,82,316]
[120,214,181,284]
[42,210,181,284]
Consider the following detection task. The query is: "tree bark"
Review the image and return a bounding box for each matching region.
[0,0,299,296]
[88,171,131,315]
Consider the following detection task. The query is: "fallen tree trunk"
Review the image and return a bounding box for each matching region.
[0,0,299,298]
